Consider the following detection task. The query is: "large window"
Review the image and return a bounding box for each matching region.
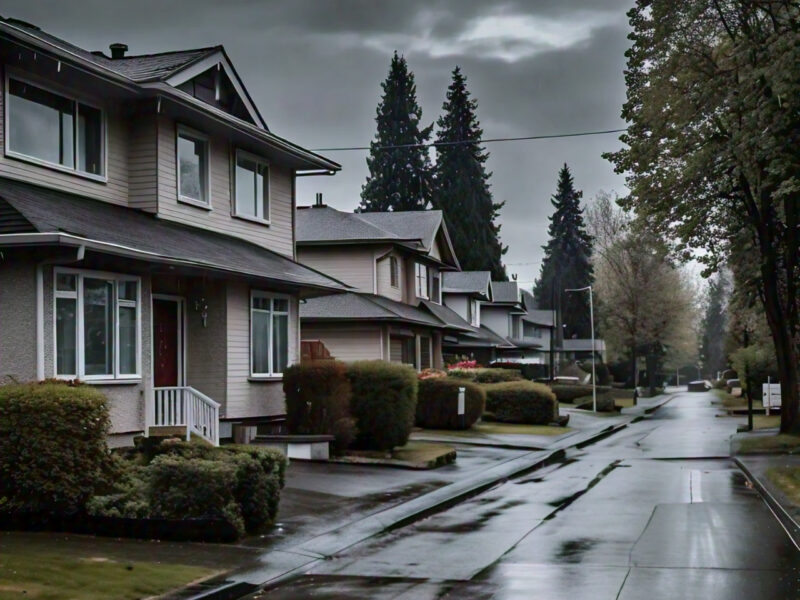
[415,263,428,299]
[251,292,289,377]
[54,270,140,380]
[177,127,209,205]
[234,150,270,222]
[6,77,103,177]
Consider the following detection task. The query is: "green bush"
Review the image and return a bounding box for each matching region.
[86,461,150,519]
[730,345,779,395]
[549,383,613,403]
[490,362,550,380]
[226,453,279,533]
[448,368,522,383]
[347,361,418,451]
[0,382,114,517]
[147,455,245,538]
[283,361,356,452]
[222,444,287,490]
[484,381,558,425]
[578,361,612,385]
[416,378,485,429]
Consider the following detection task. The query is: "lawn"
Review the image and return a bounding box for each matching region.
[753,415,781,430]
[737,433,800,455]
[0,543,215,600]
[336,441,457,469]
[767,467,800,506]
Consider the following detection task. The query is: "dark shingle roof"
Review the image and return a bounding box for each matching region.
[0,178,347,293]
[356,211,443,252]
[419,300,474,332]
[490,281,521,304]
[449,325,515,348]
[523,309,555,327]
[442,271,491,297]
[301,293,444,328]
[296,206,412,244]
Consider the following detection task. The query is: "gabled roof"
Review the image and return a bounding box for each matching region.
[523,309,555,327]
[301,292,445,328]
[490,281,521,304]
[442,271,492,299]
[0,177,347,295]
[419,300,474,333]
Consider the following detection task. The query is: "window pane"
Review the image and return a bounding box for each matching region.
[252,310,270,374]
[56,273,76,292]
[252,296,270,310]
[272,314,288,374]
[56,297,77,375]
[8,79,74,167]
[273,298,289,313]
[257,163,268,219]
[235,156,257,217]
[118,280,137,301]
[83,278,114,376]
[77,103,102,174]
[178,134,207,202]
[119,305,137,375]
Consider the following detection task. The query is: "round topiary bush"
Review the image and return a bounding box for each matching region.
[0,381,114,518]
[346,361,418,451]
[416,378,485,430]
[484,381,558,425]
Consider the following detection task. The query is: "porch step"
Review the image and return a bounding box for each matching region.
[147,426,213,445]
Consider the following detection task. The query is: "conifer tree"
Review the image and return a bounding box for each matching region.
[433,66,507,280]
[533,164,594,338]
[359,52,432,212]
[700,271,730,378]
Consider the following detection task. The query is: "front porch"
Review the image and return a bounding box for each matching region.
[146,385,220,446]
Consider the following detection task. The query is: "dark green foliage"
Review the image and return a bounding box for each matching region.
[483,382,558,425]
[283,362,356,452]
[0,382,114,517]
[434,66,506,280]
[549,384,613,403]
[86,461,150,519]
[533,164,594,339]
[346,361,418,451]
[448,368,522,383]
[416,378,485,429]
[577,361,612,385]
[700,272,730,377]
[221,444,287,490]
[490,362,549,380]
[226,453,279,534]
[147,455,245,538]
[360,52,432,212]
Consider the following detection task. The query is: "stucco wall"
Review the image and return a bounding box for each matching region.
[0,252,37,382]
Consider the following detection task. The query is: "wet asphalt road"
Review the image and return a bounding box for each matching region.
[255,392,800,599]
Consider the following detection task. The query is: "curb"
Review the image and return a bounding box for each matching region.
[734,457,800,551]
[183,419,633,599]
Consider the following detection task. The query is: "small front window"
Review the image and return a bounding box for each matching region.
[235,151,270,221]
[415,263,428,299]
[177,129,209,205]
[390,256,399,288]
[251,293,289,377]
[470,299,479,327]
[7,77,104,176]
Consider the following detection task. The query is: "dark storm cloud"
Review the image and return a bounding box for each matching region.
[0,0,632,287]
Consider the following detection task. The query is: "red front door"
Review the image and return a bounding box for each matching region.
[153,298,181,387]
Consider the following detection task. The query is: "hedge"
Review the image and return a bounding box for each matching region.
[283,361,356,452]
[490,362,549,381]
[0,382,114,518]
[549,383,613,403]
[484,381,558,425]
[448,368,522,383]
[416,378,485,430]
[347,361,418,451]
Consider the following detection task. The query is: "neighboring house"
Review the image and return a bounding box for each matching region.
[0,18,347,446]
[296,199,473,369]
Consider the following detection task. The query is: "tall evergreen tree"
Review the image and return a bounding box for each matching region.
[433,66,507,280]
[700,271,730,378]
[359,52,433,212]
[533,164,594,339]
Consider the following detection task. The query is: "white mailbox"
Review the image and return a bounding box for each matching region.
[763,383,782,409]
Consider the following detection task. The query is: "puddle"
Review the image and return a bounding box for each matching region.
[555,538,599,562]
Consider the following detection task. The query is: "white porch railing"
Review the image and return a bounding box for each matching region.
[146,386,220,446]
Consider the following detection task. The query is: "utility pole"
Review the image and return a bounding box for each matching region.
[566,286,596,412]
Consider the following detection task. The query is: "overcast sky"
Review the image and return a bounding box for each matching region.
[3,0,632,288]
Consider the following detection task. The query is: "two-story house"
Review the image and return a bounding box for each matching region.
[0,18,347,446]
[296,200,474,369]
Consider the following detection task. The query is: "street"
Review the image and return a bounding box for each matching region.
[255,392,800,599]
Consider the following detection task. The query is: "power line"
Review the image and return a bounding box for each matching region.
[310,128,627,152]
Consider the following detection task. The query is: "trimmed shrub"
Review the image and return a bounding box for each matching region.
[86,461,150,519]
[490,361,550,381]
[226,453,279,533]
[283,361,355,452]
[549,383,613,403]
[147,455,245,538]
[0,382,114,518]
[578,361,612,385]
[222,444,287,490]
[484,381,558,425]
[416,378,485,429]
[347,361,418,451]
[574,392,616,412]
[448,368,522,383]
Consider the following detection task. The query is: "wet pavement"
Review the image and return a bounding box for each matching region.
[253,392,800,599]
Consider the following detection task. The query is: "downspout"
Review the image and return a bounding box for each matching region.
[36,245,85,380]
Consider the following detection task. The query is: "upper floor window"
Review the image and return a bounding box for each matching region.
[415,263,428,299]
[251,292,289,377]
[470,299,479,327]
[6,77,103,177]
[177,127,209,206]
[390,256,399,288]
[234,150,270,222]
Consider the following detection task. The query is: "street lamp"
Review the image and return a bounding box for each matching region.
[565,286,596,412]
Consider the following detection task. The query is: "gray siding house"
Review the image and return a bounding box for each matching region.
[0,18,346,446]
[296,200,473,369]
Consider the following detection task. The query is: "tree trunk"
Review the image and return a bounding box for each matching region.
[645,350,658,397]
[629,347,638,389]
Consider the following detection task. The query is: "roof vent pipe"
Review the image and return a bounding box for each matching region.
[109,43,128,59]
[314,193,325,207]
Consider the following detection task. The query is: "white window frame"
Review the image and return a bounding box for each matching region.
[233,148,271,224]
[470,299,480,327]
[389,256,399,288]
[4,71,107,182]
[176,124,211,208]
[53,268,141,382]
[250,291,290,378]
[415,263,429,299]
